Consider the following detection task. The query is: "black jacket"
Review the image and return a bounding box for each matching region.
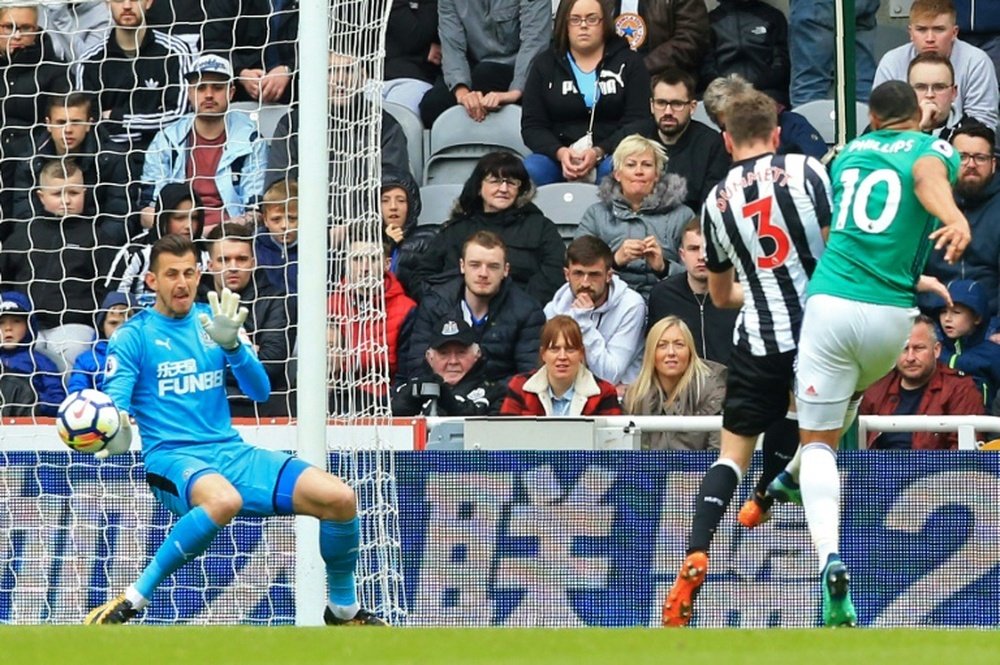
[265,107,410,190]
[521,36,650,159]
[701,0,790,106]
[76,28,194,146]
[203,0,298,103]
[612,117,731,213]
[409,200,565,304]
[8,125,138,243]
[647,272,738,366]
[392,356,506,416]
[385,0,440,83]
[0,215,115,329]
[382,166,434,296]
[401,277,545,384]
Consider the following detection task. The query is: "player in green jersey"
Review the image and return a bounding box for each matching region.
[773,81,971,627]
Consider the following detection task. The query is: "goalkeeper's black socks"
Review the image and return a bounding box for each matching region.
[754,416,800,507]
[688,460,741,554]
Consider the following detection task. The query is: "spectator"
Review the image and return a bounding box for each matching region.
[9,93,135,244]
[39,1,109,63]
[383,0,441,117]
[623,315,727,450]
[861,314,985,449]
[105,183,209,307]
[0,160,116,371]
[0,372,34,417]
[701,0,790,107]
[380,166,432,295]
[203,0,298,104]
[500,314,621,416]
[67,292,134,393]
[933,279,1000,408]
[611,0,710,78]
[789,0,880,105]
[543,235,645,385]
[575,134,692,300]
[419,0,551,127]
[647,218,738,365]
[139,54,268,235]
[144,0,204,50]
[401,230,545,384]
[924,124,1000,319]
[521,0,650,186]
[0,291,66,416]
[392,318,506,416]
[328,235,416,414]
[265,52,409,190]
[409,152,565,303]
[255,179,298,296]
[612,68,729,213]
[874,0,998,131]
[954,0,1000,83]
[204,221,294,417]
[0,4,71,225]
[908,52,975,139]
[702,73,827,160]
[75,0,194,149]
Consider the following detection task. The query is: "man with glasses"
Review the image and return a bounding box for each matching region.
[908,52,974,140]
[924,122,1000,320]
[613,68,729,213]
[874,0,997,132]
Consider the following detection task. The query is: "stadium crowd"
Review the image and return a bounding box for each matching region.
[0,0,999,452]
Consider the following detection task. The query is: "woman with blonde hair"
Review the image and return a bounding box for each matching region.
[624,316,726,450]
[501,315,622,416]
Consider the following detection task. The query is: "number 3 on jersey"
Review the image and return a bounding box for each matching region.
[743,196,790,269]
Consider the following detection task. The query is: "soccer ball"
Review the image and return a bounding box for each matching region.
[56,389,121,453]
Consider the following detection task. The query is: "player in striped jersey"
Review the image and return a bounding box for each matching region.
[663,91,832,627]
[772,81,970,627]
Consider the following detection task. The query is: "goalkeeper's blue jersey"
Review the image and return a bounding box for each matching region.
[103,303,270,454]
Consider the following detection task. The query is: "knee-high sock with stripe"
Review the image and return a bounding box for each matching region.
[130,506,223,607]
[688,459,742,554]
[799,443,841,571]
[755,415,799,501]
[320,517,360,616]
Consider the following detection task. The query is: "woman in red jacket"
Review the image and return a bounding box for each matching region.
[500,315,622,416]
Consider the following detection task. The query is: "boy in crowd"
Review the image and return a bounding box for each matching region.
[68,292,134,393]
[934,279,1000,409]
[0,291,66,415]
[255,179,299,295]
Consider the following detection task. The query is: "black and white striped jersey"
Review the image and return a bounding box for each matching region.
[702,152,832,356]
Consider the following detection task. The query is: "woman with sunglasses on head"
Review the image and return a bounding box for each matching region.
[408,151,566,304]
[520,0,650,186]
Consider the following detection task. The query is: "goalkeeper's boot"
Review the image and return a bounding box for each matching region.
[662,550,708,627]
[766,470,802,506]
[738,492,773,529]
[821,555,857,628]
[84,594,137,625]
[324,606,389,626]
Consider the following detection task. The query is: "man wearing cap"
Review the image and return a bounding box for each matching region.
[75,0,195,148]
[392,318,506,416]
[139,53,268,234]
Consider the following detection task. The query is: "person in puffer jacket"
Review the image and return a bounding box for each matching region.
[67,292,134,393]
[0,291,66,416]
[932,279,1000,410]
[380,166,433,297]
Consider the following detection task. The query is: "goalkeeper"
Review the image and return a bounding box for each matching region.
[85,234,386,626]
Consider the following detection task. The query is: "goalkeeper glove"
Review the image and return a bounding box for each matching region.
[199,288,249,350]
[95,411,133,460]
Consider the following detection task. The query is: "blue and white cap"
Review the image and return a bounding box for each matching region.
[185,54,234,82]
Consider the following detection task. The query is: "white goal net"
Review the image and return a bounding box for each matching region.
[0,0,405,625]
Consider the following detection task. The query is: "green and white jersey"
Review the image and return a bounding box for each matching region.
[809,129,960,307]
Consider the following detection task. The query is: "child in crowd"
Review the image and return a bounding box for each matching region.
[67,292,134,393]
[0,291,66,416]
[255,179,299,295]
[935,279,1000,410]
[380,166,427,296]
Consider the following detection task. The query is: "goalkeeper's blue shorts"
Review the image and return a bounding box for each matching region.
[144,440,311,517]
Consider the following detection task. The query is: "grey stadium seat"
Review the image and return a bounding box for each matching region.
[533,183,601,244]
[230,101,289,140]
[423,104,530,185]
[418,183,464,228]
[793,99,870,145]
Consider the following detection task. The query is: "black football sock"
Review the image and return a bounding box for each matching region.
[688,460,741,554]
[755,416,800,508]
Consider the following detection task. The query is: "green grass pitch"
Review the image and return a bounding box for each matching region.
[4,627,1000,665]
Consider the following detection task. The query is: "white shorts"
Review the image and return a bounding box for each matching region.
[795,294,917,431]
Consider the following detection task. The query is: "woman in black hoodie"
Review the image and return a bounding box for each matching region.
[521,0,650,186]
